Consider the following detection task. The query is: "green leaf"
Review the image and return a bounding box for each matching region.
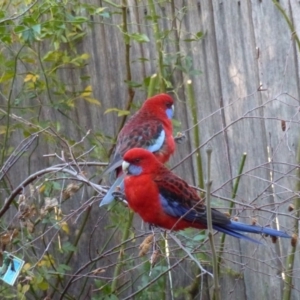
[32,24,41,35]
[196,31,204,39]
[14,25,26,34]
[137,57,150,62]
[143,76,151,87]
[83,97,101,106]
[73,16,88,23]
[193,233,206,242]
[104,108,130,117]
[172,118,181,128]
[184,31,205,42]
[62,242,77,253]
[42,50,63,62]
[0,71,14,83]
[80,53,90,60]
[0,125,8,135]
[57,264,72,272]
[124,80,142,88]
[145,14,160,22]
[95,7,107,14]
[23,16,36,26]
[100,11,110,18]
[130,33,149,43]
[0,34,11,44]
[52,181,61,191]
[37,280,49,291]
[21,28,35,43]
[103,0,121,8]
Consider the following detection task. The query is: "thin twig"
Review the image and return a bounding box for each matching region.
[169,233,213,278]
[0,134,39,180]
[282,137,300,300]
[0,164,107,218]
[161,232,174,300]
[186,80,204,190]
[111,210,135,293]
[108,0,135,158]
[217,153,247,275]
[206,146,220,300]
[148,0,165,92]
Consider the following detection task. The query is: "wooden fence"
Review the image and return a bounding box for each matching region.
[1,0,300,299]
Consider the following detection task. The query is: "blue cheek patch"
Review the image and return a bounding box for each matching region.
[128,165,142,176]
[166,107,173,119]
[147,129,165,153]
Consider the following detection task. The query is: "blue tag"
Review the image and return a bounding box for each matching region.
[0,252,25,286]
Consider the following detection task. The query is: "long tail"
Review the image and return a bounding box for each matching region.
[100,175,125,206]
[214,221,290,244]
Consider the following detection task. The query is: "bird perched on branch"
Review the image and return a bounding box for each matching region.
[121,148,290,243]
[100,94,175,206]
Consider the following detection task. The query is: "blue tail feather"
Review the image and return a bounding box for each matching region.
[214,221,290,243]
[213,224,262,244]
[100,175,125,206]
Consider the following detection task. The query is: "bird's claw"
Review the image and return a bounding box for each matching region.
[174,132,187,144]
[112,191,128,206]
[148,223,157,230]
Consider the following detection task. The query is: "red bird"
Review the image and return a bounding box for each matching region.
[122,148,290,243]
[100,94,175,206]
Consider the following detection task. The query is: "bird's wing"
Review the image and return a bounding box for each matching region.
[105,121,165,175]
[155,172,230,226]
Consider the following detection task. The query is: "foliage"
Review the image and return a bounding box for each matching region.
[0,0,206,299]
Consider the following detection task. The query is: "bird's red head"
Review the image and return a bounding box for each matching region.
[122,148,162,176]
[141,93,174,120]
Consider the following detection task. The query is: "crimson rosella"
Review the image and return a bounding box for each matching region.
[100,94,175,206]
[121,148,290,243]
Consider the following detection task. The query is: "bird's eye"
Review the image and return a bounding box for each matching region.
[166,102,172,108]
[133,158,141,164]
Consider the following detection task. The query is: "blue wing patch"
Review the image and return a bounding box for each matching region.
[147,129,165,153]
[159,194,183,217]
[159,194,204,221]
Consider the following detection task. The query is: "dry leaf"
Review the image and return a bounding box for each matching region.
[251,218,257,225]
[91,268,106,275]
[281,120,286,131]
[63,184,80,200]
[18,194,26,204]
[25,219,34,233]
[19,203,36,220]
[223,212,230,218]
[291,234,298,247]
[139,234,154,257]
[60,221,69,234]
[271,236,277,244]
[0,229,19,246]
[45,197,58,208]
[150,250,160,268]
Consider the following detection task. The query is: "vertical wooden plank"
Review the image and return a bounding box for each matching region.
[178,1,247,298]
[209,0,293,299]
[251,1,300,299]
